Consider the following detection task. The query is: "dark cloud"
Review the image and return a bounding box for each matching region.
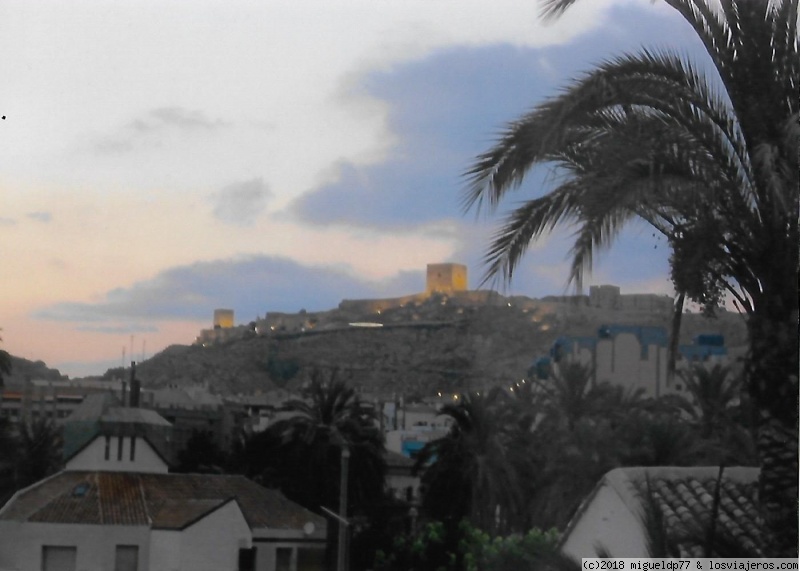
[211,178,272,226]
[33,255,428,327]
[290,4,704,231]
[27,211,52,223]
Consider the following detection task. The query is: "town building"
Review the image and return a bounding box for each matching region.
[559,466,761,557]
[541,325,729,397]
[0,389,327,571]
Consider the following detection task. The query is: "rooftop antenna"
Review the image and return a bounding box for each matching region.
[122,346,126,370]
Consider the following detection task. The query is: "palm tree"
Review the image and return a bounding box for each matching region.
[465,0,798,554]
[266,369,386,516]
[678,364,741,438]
[532,361,615,431]
[415,388,531,535]
[618,411,714,467]
[15,417,64,488]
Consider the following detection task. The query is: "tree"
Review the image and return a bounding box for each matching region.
[0,330,11,388]
[465,0,798,554]
[175,429,226,473]
[531,361,617,431]
[265,369,387,568]
[15,417,63,488]
[415,388,532,535]
[677,364,741,438]
[267,369,386,512]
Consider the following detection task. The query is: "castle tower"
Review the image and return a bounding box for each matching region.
[213,309,234,329]
[426,263,468,295]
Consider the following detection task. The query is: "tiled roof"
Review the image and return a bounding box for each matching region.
[0,471,326,532]
[67,393,121,422]
[101,407,172,426]
[566,466,762,557]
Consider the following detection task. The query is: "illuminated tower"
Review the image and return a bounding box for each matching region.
[213,309,234,329]
[426,263,468,295]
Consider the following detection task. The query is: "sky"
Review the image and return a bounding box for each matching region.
[0,0,710,378]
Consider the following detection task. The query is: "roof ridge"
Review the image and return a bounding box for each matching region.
[94,472,103,525]
[137,473,151,526]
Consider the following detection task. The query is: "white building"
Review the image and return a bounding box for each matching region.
[560,466,761,558]
[548,326,729,398]
[0,401,327,571]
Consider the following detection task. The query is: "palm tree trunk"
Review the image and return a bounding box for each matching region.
[747,304,799,557]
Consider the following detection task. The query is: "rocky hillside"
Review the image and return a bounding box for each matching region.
[128,294,749,396]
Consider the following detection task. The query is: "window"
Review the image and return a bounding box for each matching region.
[104,436,111,460]
[297,548,325,571]
[275,547,292,571]
[129,436,136,461]
[117,434,123,461]
[114,545,138,571]
[42,546,77,571]
[238,547,256,571]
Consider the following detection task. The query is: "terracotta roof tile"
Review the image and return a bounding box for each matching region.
[625,468,763,557]
[150,498,228,529]
[1,471,326,533]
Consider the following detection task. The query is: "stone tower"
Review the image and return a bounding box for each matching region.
[213,309,234,329]
[426,263,468,295]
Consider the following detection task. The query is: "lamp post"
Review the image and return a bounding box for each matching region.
[338,446,350,571]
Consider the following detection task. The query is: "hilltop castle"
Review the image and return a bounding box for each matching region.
[194,262,675,345]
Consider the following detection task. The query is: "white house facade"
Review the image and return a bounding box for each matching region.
[0,404,327,571]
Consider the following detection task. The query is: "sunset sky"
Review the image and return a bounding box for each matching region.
[1,0,708,377]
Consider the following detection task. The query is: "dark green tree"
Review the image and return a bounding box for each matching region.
[677,364,741,438]
[266,369,387,569]
[415,388,532,535]
[0,330,11,388]
[15,417,63,488]
[267,370,386,513]
[175,429,227,473]
[465,0,798,554]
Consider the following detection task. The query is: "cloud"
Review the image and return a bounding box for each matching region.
[77,324,159,334]
[211,178,272,226]
[0,217,16,226]
[139,107,227,132]
[33,255,428,327]
[290,4,706,233]
[95,106,228,154]
[27,211,52,223]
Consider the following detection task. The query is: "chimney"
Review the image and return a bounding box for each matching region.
[130,361,141,408]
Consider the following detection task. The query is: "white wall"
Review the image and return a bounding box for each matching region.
[66,435,168,473]
[594,335,668,398]
[561,485,649,558]
[0,521,150,571]
[149,530,181,571]
[179,500,251,571]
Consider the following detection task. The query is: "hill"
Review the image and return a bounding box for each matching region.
[127,292,749,396]
[1,356,68,388]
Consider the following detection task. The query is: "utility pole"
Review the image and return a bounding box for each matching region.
[338,446,350,571]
